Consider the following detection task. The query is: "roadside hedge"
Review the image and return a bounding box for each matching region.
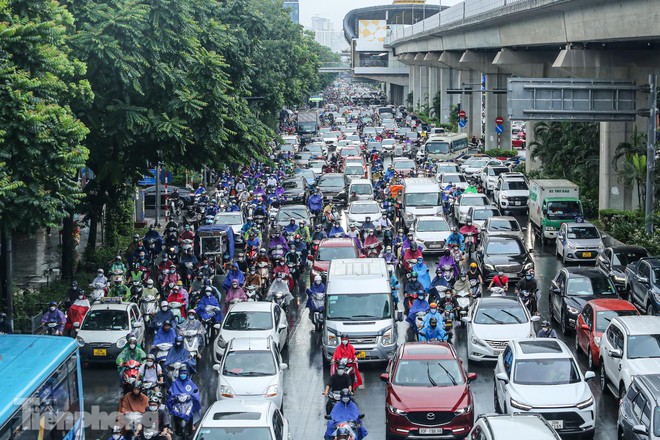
[483,149,518,158]
[599,209,660,254]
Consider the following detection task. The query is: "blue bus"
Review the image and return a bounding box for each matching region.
[0,335,84,440]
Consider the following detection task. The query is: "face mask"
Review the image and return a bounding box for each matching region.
[526,276,532,280]
[430,309,437,314]
[341,340,348,346]
[175,343,183,348]
[446,294,451,299]
[78,295,84,300]
[49,306,57,312]
[113,435,121,440]
[146,361,154,367]
[232,284,238,288]
[341,397,350,404]
[170,270,175,274]
[148,405,157,412]
[205,292,212,297]
[430,324,437,329]
[161,307,168,311]
[315,280,321,285]
[179,374,188,381]
[129,343,136,349]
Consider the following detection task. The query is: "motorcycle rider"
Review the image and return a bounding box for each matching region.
[144,225,164,255]
[346,224,362,250]
[138,354,164,388]
[166,367,201,440]
[419,317,448,342]
[329,220,346,238]
[459,220,479,243]
[308,190,323,217]
[109,278,131,301]
[235,252,248,273]
[161,265,181,289]
[453,272,470,294]
[196,286,223,324]
[388,267,400,305]
[41,301,66,335]
[422,302,441,327]
[538,320,558,338]
[306,275,326,317]
[402,243,423,272]
[66,281,85,305]
[323,361,353,414]
[360,217,376,240]
[412,257,431,291]
[92,268,109,289]
[179,224,195,242]
[119,381,149,421]
[312,224,327,241]
[439,289,459,322]
[109,425,127,440]
[142,396,172,440]
[166,285,188,320]
[65,291,90,335]
[142,279,160,301]
[331,335,363,389]
[383,246,397,266]
[224,279,247,310]
[284,218,298,236]
[110,255,127,277]
[446,227,465,252]
[151,302,177,334]
[221,263,245,293]
[298,220,311,244]
[244,266,262,289]
[488,271,509,292]
[246,230,261,249]
[164,335,197,376]
[291,234,308,266]
[325,390,367,440]
[177,309,205,354]
[516,270,538,295]
[407,291,430,333]
[362,229,382,257]
[117,336,147,373]
[153,320,177,347]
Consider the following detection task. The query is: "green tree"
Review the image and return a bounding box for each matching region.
[0,0,91,322]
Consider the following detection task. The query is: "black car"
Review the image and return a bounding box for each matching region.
[549,267,618,335]
[618,374,660,439]
[316,173,347,206]
[476,236,533,285]
[596,245,649,295]
[281,177,309,205]
[143,185,194,210]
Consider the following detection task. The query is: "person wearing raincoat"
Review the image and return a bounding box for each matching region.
[325,391,367,440]
[412,257,431,291]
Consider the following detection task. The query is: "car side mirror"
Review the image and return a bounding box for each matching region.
[73,322,80,328]
[280,363,288,370]
[324,415,332,420]
[602,234,608,239]
[495,372,509,383]
[580,323,590,331]
[278,323,287,330]
[551,287,561,295]
[212,364,221,372]
[528,248,534,254]
[133,321,143,328]
[522,227,527,231]
[467,372,478,383]
[610,348,623,359]
[379,373,390,382]
[639,276,649,284]
[632,425,648,435]
[358,414,365,420]
[213,323,221,330]
[584,371,596,381]
[461,316,471,324]
[530,315,540,322]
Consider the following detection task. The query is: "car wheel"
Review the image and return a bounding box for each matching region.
[493,383,502,414]
[560,310,570,335]
[587,348,595,371]
[600,362,608,393]
[647,302,656,316]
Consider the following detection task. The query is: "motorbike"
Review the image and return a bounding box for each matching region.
[245,285,260,302]
[181,329,202,357]
[440,264,455,286]
[306,289,325,332]
[324,415,365,440]
[442,302,455,332]
[490,286,506,297]
[121,359,142,394]
[325,390,342,415]
[169,301,184,323]
[256,261,271,295]
[456,289,471,326]
[381,226,393,247]
[153,342,173,364]
[122,412,143,439]
[170,393,195,440]
[519,290,537,315]
[89,282,107,303]
[44,321,61,335]
[469,278,482,299]
[129,280,143,303]
[330,357,359,391]
[201,305,221,342]
[464,232,476,257]
[363,242,382,258]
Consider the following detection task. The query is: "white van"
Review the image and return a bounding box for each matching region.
[402,178,443,226]
[417,133,469,161]
[347,179,374,202]
[322,258,402,363]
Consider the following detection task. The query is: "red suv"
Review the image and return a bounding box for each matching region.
[381,342,477,439]
[308,238,361,284]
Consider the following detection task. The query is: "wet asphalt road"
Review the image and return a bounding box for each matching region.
[82,210,620,440]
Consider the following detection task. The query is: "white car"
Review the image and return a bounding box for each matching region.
[461,159,503,176]
[494,177,529,213]
[214,337,287,408]
[435,162,461,175]
[214,302,288,362]
[412,215,451,253]
[196,400,290,440]
[599,315,660,399]
[438,173,468,192]
[214,211,245,246]
[480,166,511,193]
[467,205,501,230]
[454,193,490,225]
[556,222,605,264]
[346,200,382,227]
[75,298,145,364]
[494,339,596,438]
[462,296,539,362]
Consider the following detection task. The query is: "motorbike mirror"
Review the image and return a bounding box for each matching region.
[495,372,509,383]
[358,414,365,420]
[379,373,390,382]
[396,311,404,322]
[73,322,80,328]
[213,323,221,330]
[461,316,471,323]
[280,363,288,370]
[324,415,332,421]
[467,372,478,383]
[580,323,590,330]
[133,321,143,328]
[212,364,221,372]
[530,315,541,322]
[528,248,534,253]
[307,255,314,261]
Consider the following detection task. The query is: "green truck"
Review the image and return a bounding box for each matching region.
[528,179,583,245]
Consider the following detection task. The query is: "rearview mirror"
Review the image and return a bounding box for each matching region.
[280,363,288,370]
[379,373,390,382]
[278,323,287,330]
[584,371,596,381]
[212,364,221,372]
[632,425,648,435]
[580,324,590,330]
[522,227,527,231]
[461,316,471,324]
[609,349,623,359]
[467,372,478,383]
[530,315,540,322]
[73,322,80,328]
[213,323,221,330]
[324,415,332,420]
[638,276,649,284]
[495,372,509,383]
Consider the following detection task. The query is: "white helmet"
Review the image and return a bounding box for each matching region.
[314,275,322,283]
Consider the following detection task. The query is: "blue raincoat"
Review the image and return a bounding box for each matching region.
[167,378,201,422]
[308,194,323,213]
[325,401,367,440]
[196,295,223,323]
[153,327,177,346]
[222,266,245,292]
[407,298,430,323]
[413,260,431,291]
[329,226,346,237]
[419,323,448,341]
[164,346,197,374]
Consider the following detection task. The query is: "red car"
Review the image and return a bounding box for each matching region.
[575,298,639,370]
[381,342,477,440]
[308,238,360,284]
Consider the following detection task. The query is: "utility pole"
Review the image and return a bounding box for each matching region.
[155,162,161,228]
[646,73,657,235]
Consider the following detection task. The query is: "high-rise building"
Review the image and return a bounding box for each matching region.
[310,15,346,53]
[283,0,299,24]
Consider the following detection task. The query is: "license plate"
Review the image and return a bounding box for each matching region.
[429,244,441,249]
[582,252,592,258]
[548,420,564,430]
[93,349,107,357]
[514,201,521,206]
[356,351,367,359]
[419,428,444,435]
[493,349,503,356]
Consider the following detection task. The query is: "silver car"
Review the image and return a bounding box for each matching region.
[412,215,451,253]
[213,337,287,409]
[481,216,526,243]
[556,221,605,264]
[346,200,382,227]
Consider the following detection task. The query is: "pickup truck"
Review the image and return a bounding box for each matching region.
[625,257,660,315]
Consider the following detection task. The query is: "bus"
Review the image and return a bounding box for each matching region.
[0,335,84,440]
[417,132,470,162]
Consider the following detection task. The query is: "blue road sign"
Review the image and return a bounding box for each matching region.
[458,119,466,128]
[160,170,173,184]
[495,124,504,134]
[138,178,156,186]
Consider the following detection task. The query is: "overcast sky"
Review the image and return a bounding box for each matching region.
[299,0,462,29]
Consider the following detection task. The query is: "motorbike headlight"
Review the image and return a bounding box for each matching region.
[614,275,626,283]
[381,326,394,346]
[567,306,579,315]
[593,336,601,345]
[386,404,407,416]
[116,337,127,349]
[454,403,472,416]
[576,396,594,409]
[327,332,338,346]
[510,399,532,411]
[76,336,85,347]
[219,385,235,398]
[265,384,279,397]
[598,242,604,250]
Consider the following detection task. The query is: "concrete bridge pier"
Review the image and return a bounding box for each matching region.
[484,73,511,150]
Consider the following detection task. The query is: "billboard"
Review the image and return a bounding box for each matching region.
[359,19,387,43]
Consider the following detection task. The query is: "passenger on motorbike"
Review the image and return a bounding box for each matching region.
[437,248,459,278]
[166,367,201,438]
[329,221,346,238]
[41,302,66,335]
[284,218,299,236]
[312,224,328,241]
[419,317,448,342]
[402,243,423,272]
[109,279,131,301]
[117,336,147,373]
[139,354,164,387]
[439,290,459,321]
[325,390,367,440]
[177,310,205,353]
[119,381,149,413]
[142,396,172,440]
[412,257,431,291]
[224,279,247,310]
[488,271,509,291]
[446,227,465,252]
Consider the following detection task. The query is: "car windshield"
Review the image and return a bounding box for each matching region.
[215,213,242,225]
[566,276,616,296]
[319,176,344,187]
[81,309,129,331]
[223,350,277,377]
[309,161,325,168]
[441,174,466,184]
[474,304,528,325]
[485,239,524,255]
[317,246,357,261]
[627,335,660,359]
[350,184,372,195]
[595,310,638,332]
[394,160,415,170]
[382,139,395,146]
[326,293,391,320]
[611,251,648,269]
[470,160,490,168]
[350,203,379,214]
[282,180,302,190]
[393,359,465,387]
[437,165,459,174]
[513,359,580,385]
[280,145,294,152]
[294,153,312,161]
[223,311,273,331]
[305,146,323,154]
[489,219,520,232]
[276,208,308,221]
[473,209,499,221]
[488,168,509,176]
[405,192,442,207]
[341,149,359,157]
[425,142,450,154]
[546,201,582,220]
[502,180,528,191]
[196,427,272,440]
[567,226,599,239]
[345,166,364,175]
[460,196,489,207]
[416,219,449,232]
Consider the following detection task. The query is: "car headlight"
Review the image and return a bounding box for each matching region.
[219,385,235,398]
[597,242,604,250]
[298,192,305,197]
[76,336,85,347]
[510,399,532,411]
[381,326,394,346]
[471,335,486,348]
[116,337,127,349]
[327,332,338,346]
[567,242,576,249]
[567,306,579,315]
[454,403,472,416]
[387,404,407,416]
[217,336,227,348]
[614,275,626,283]
[265,384,279,397]
[593,336,601,345]
[484,264,494,271]
[576,396,593,409]
[501,195,508,199]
